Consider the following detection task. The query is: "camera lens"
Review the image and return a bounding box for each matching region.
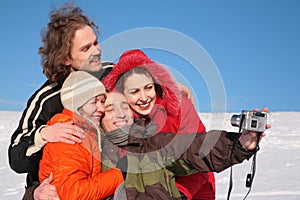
[231,114,241,127]
[251,119,258,128]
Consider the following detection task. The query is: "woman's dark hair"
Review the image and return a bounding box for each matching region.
[115,67,163,98]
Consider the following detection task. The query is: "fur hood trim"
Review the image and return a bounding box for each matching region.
[103,49,181,115]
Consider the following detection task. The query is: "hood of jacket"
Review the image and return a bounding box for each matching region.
[103,49,181,116]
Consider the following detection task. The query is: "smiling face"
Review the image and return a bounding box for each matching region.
[101,92,134,132]
[65,25,102,72]
[123,73,156,116]
[78,94,106,126]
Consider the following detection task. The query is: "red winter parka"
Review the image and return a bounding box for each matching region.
[39,109,124,200]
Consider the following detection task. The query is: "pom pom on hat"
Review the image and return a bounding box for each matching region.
[61,71,106,114]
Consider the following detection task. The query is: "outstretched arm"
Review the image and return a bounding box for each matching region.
[126,123,269,174]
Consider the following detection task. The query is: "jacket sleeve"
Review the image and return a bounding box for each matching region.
[21,181,40,200]
[127,126,256,174]
[8,81,63,175]
[177,130,256,173]
[40,142,123,200]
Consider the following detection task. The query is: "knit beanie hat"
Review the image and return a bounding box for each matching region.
[61,71,106,114]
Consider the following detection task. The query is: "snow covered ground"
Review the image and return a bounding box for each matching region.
[1,111,299,199]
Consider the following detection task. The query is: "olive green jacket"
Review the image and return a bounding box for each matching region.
[102,123,256,200]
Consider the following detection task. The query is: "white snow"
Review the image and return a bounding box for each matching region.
[1,111,299,199]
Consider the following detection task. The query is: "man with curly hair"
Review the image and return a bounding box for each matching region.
[8,3,112,199]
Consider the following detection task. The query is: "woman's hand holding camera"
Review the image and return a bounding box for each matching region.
[239,107,271,151]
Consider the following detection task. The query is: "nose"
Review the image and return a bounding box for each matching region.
[95,101,105,114]
[114,107,126,119]
[139,90,148,102]
[93,43,101,54]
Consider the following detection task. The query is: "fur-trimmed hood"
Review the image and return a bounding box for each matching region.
[102,49,181,115]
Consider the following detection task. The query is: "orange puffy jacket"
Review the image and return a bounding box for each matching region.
[39,109,124,200]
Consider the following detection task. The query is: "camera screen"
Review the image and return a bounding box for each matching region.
[251,119,257,128]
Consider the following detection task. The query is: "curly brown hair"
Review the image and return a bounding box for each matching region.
[39,3,99,83]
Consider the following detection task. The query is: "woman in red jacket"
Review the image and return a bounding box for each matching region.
[103,49,216,199]
[39,71,124,200]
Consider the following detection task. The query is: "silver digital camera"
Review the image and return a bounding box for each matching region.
[231,110,267,132]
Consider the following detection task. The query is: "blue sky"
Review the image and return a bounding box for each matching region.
[0,0,299,112]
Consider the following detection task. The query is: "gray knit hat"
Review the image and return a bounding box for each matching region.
[60,71,106,114]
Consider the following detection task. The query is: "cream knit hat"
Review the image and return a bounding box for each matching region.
[60,71,106,114]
